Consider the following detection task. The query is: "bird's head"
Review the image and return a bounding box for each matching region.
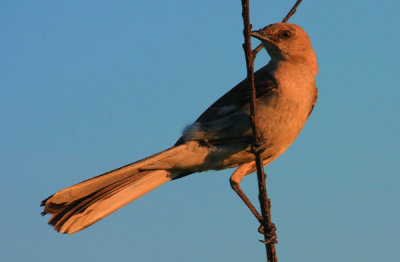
[251,23,318,75]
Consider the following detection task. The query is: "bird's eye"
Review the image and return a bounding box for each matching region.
[280,30,291,39]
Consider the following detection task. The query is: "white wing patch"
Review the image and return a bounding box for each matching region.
[181,122,205,142]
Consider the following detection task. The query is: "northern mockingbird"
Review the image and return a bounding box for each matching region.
[41,22,318,234]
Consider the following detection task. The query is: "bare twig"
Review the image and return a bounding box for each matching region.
[240,0,305,261]
[282,0,303,22]
[252,43,264,56]
[240,1,277,261]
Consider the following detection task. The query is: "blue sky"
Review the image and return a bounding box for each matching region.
[1,1,399,261]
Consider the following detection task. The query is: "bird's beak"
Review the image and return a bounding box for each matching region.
[251,30,273,43]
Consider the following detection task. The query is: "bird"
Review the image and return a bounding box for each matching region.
[41,22,318,234]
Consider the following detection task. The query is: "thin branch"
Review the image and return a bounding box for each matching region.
[282,0,303,22]
[239,0,305,261]
[240,1,277,261]
[253,43,264,56]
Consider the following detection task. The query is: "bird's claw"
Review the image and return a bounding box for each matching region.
[250,138,267,154]
[259,235,278,244]
[258,223,278,244]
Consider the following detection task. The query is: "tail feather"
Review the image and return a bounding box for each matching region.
[44,145,186,206]
[42,145,186,234]
[49,175,137,229]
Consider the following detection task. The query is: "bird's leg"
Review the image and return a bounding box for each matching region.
[230,163,277,239]
[230,163,263,223]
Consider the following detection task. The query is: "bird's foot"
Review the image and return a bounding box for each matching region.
[250,137,267,154]
[258,222,278,244]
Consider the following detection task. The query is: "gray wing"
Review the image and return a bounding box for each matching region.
[175,66,278,146]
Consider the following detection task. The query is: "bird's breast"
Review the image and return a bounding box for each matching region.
[254,77,316,164]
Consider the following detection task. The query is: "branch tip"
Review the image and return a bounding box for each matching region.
[282,0,303,23]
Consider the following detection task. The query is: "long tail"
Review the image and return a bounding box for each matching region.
[41,145,186,234]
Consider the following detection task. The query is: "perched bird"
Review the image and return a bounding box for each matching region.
[41,22,318,234]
